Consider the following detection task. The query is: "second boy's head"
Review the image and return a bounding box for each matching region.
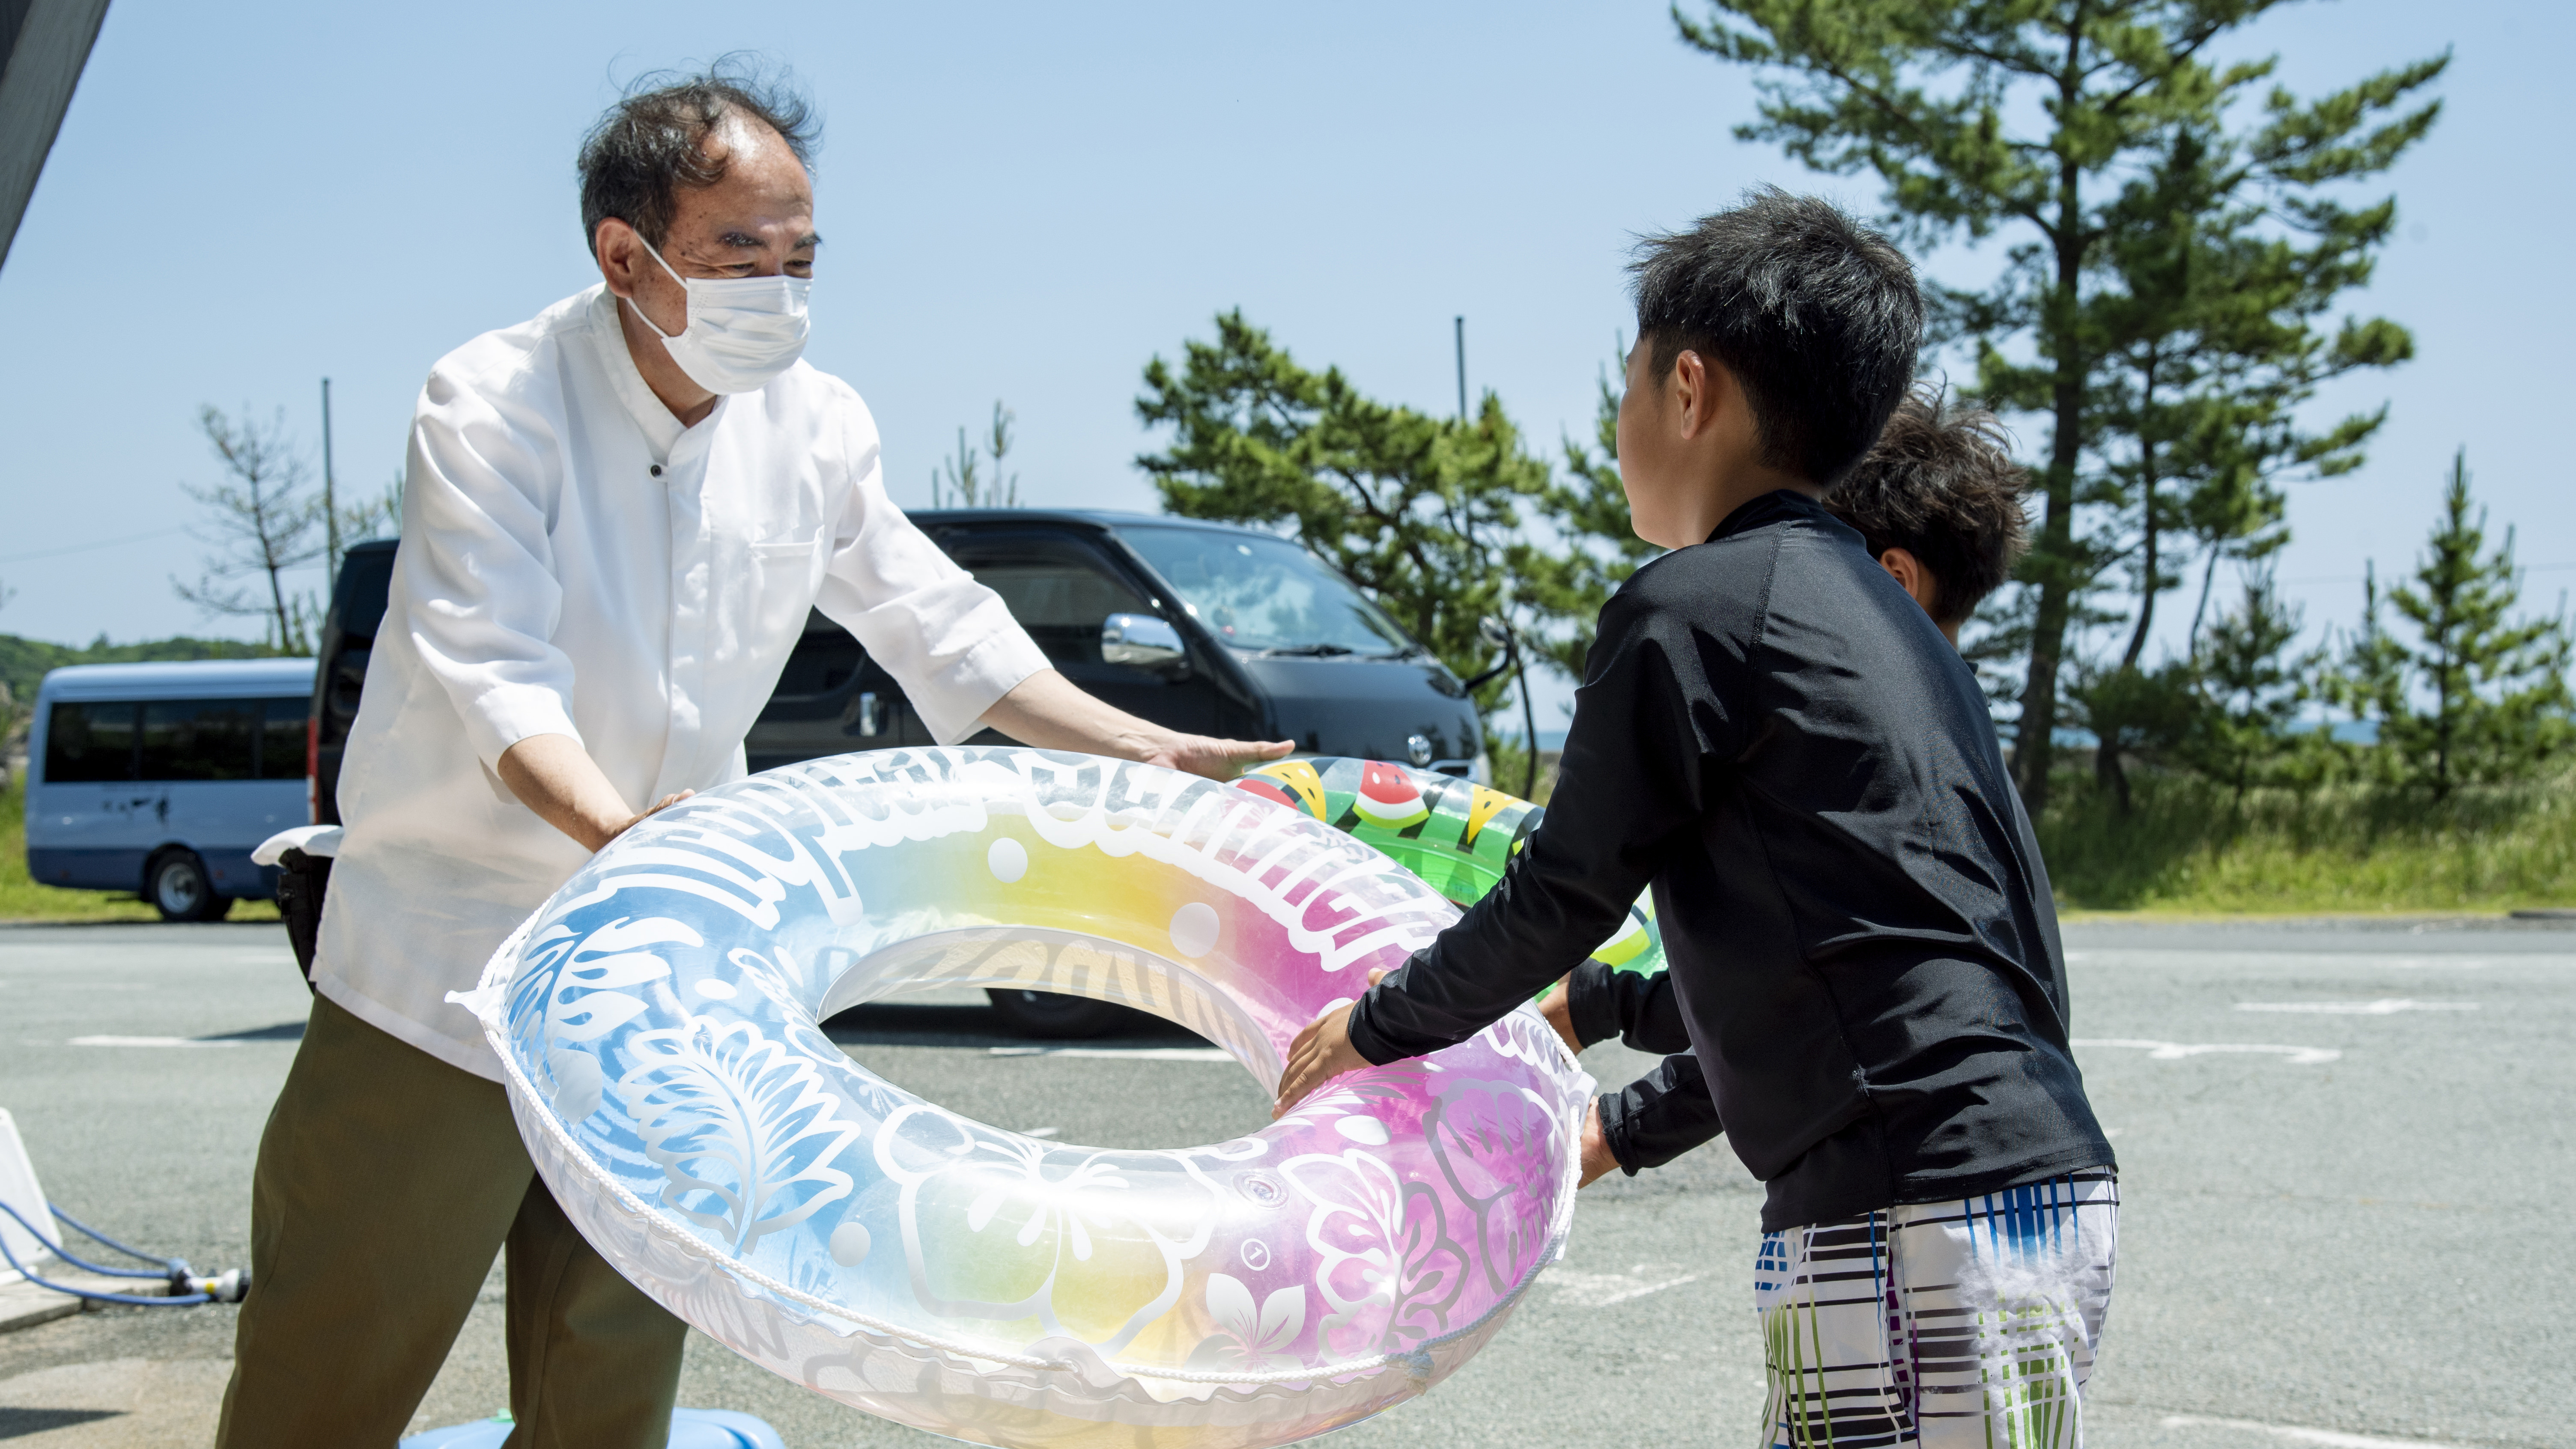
[1619,189,1922,549]
[1828,388,2030,646]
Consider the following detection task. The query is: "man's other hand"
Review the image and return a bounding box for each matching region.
[498,735,692,853]
[1271,969,1386,1118]
[630,789,695,833]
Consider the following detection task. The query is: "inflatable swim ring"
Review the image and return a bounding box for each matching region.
[1234,758,1664,980]
[458,746,1595,1449]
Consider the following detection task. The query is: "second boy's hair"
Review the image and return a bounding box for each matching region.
[1828,388,2029,625]
[1629,188,1923,486]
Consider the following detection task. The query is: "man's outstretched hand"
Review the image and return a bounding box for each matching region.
[1271,969,1386,1118]
[1140,731,1294,783]
[981,670,1291,782]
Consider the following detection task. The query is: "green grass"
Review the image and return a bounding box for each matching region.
[1,775,280,924]
[12,752,2558,923]
[2036,766,2576,916]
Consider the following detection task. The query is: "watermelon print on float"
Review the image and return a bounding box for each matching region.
[453,747,1595,1449]
[1234,757,1665,984]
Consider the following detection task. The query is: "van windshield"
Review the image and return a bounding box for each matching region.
[1116,526,1414,657]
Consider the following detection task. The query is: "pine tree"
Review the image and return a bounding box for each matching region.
[1509,365,1662,683]
[930,402,1021,509]
[2185,569,2324,806]
[2068,660,2198,815]
[2335,452,2574,798]
[1674,0,2442,810]
[1134,312,1551,743]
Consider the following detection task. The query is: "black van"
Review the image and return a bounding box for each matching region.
[310,539,400,826]
[745,511,1483,775]
[309,512,1480,1031]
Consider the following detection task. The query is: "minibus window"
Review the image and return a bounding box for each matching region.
[260,698,307,778]
[139,699,260,781]
[44,701,140,782]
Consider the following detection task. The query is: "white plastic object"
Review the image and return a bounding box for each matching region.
[252,824,343,866]
[0,1109,57,1285]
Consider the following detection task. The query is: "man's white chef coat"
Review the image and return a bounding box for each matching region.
[314,283,1048,1078]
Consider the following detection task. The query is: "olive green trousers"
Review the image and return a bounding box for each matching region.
[215,994,686,1448]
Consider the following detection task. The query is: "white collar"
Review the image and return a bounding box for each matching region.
[583,284,699,465]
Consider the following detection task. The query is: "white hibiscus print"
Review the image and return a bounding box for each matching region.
[1185,1272,1308,1373]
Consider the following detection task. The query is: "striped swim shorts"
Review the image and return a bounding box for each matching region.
[1753,1168,2119,1449]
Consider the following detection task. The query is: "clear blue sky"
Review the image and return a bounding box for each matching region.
[2,0,2564,729]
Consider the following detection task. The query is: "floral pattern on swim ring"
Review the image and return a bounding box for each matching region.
[458,746,1596,1449]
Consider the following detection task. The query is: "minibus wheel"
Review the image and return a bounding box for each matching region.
[146,850,229,923]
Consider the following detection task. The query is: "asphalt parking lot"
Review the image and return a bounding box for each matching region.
[0,917,2567,1448]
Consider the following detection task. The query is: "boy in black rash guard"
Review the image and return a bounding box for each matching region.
[1272,193,2117,1449]
[1544,389,2035,1102]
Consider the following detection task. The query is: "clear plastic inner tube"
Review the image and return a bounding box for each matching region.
[463,747,1595,1449]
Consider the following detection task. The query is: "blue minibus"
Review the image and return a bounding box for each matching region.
[23,658,317,920]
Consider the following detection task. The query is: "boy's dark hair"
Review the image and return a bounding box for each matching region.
[1827,388,2029,625]
[1630,188,1923,485]
[578,59,819,256]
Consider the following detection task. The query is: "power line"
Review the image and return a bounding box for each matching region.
[0,521,187,562]
[2278,562,2576,587]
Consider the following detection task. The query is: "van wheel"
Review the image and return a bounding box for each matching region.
[147,851,227,923]
[985,989,1127,1039]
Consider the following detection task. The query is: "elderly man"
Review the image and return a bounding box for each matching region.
[215,70,1287,1447]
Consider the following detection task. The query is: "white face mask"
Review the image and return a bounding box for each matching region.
[625,233,812,395]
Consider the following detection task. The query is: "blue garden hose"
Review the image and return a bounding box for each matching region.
[0,1197,248,1306]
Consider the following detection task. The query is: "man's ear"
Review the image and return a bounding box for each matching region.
[594,219,641,299]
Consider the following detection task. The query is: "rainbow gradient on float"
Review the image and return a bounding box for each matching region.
[462,747,1596,1449]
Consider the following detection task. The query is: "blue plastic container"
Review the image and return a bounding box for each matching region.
[401,1407,786,1449]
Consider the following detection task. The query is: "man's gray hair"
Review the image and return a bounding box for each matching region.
[577,58,818,256]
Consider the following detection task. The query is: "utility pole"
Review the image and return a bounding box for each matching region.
[1453,316,1467,421]
[320,377,340,590]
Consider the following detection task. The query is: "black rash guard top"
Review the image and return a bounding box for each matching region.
[1343,489,2112,1231]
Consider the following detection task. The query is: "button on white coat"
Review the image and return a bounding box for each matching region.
[315,284,1049,1079]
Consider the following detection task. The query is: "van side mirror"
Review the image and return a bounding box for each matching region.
[1101,613,1187,668]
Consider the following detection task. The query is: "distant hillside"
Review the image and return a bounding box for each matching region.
[0,633,285,716]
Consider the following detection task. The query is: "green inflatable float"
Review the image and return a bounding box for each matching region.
[1231,756,1663,981]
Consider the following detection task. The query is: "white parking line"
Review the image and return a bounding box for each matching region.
[2157,1411,2471,1447]
[1591,1273,1702,1306]
[1547,1269,1704,1308]
[2072,1038,2341,1065]
[987,1046,1236,1063]
[2234,999,2476,1014]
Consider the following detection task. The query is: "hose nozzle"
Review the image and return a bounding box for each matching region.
[170,1264,250,1303]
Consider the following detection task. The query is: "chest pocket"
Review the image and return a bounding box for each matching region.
[741,536,824,666]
